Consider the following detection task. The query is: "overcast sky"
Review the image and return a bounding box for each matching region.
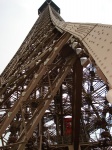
[0,0,112,74]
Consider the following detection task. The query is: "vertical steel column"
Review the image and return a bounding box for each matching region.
[72,58,83,150]
[60,86,63,136]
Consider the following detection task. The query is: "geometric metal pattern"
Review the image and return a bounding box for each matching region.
[0,1,112,150]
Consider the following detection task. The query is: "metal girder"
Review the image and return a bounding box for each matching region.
[17,56,76,150]
[72,59,83,150]
[0,32,70,136]
[0,1,112,150]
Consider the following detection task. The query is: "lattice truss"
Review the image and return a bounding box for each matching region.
[0,1,112,150]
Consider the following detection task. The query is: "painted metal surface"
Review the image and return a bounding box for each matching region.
[0,1,112,150]
[49,6,112,87]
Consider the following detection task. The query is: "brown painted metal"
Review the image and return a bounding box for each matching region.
[72,58,83,150]
[0,1,112,150]
[0,32,70,137]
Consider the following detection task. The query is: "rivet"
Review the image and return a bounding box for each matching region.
[103,66,106,69]
[104,57,107,60]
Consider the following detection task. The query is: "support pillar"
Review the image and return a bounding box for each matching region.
[72,58,83,150]
[60,86,63,136]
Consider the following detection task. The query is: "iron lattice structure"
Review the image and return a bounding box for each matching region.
[0,1,112,150]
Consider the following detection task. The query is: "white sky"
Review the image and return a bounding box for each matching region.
[0,0,112,74]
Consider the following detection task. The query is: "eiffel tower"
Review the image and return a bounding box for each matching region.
[0,0,112,150]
